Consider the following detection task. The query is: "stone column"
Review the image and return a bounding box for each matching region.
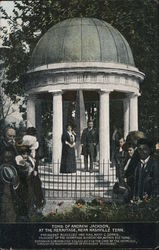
[35,98,43,156]
[129,93,138,131]
[52,90,63,174]
[123,97,130,139]
[99,90,110,175]
[27,95,36,128]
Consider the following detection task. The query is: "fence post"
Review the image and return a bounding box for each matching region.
[103,159,110,181]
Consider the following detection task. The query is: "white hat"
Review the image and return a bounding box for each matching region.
[22,135,39,150]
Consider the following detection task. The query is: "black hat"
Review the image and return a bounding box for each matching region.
[137,138,152,148]
[0,164,19,188]
[16,144,30,154]
[26,127,37,136]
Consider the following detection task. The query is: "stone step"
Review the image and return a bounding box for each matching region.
[44,189,113,199]
[39,170,101,176]
[38,164,116,174]
[39,175,116,184]
[38,165,116,199]
[42,183,113,189]
[41,182,114,190]
[38,168,116,177]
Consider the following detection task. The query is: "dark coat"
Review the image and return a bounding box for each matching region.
[114,148,126,184]
[0,163,18,222]
[153,150,159,161]
[124,149,140,193]
[124,149,140,178]
[134,156,159,199]
[112,129,122,147]
[15,156,45,218]
[0,139,18,221]
[81,128,98,156]
[15,159,34,219]
[0,138,17,165]
[60,131,76,173]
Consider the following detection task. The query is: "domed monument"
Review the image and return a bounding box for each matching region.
[25,18,144,176]
[30,18,135,67]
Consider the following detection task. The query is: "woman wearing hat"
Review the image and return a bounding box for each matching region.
[15,133,45,219]
[15,145,35,221]
[22,127,45,213]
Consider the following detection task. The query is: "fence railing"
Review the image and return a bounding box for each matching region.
[38,160,117,200]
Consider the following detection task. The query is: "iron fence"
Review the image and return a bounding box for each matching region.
[38,159,118,201]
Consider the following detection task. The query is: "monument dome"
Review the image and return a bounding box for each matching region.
[30,17,135,69]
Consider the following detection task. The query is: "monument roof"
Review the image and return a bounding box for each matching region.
[30,17,135,69]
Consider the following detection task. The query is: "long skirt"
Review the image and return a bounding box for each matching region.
[60,145,76,173]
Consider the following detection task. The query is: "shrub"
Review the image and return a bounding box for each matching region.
[31,198,159,222]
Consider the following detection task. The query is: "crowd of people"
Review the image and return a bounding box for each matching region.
[112,130,159,202]
[60,122,159,204]
[1,122,159,221]
[0,126,45,222]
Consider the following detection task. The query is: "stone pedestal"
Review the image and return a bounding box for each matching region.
[99,90,110,175]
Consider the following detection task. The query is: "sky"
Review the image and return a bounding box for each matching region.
[0,1,23,125]
[0,0,15,16]
[0,0,15,46]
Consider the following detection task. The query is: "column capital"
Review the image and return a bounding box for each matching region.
[98,89,112,95]
[48,90,63,95]
[129,92,140,98]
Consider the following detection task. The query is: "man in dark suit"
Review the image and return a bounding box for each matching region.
[0,127,17,165]
[114,138,126,185]
[81,121,98,172]
[124,131,145,199]
[0,126,18,221]
[133,138,159,201]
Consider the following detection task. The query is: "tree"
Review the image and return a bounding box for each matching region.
[0,48,23,132]
[0,87,18,124]
[0,0,158,137]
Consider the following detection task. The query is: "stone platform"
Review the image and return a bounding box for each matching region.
[38,164,116,200]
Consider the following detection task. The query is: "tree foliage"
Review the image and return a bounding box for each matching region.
[0,0,158,137]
